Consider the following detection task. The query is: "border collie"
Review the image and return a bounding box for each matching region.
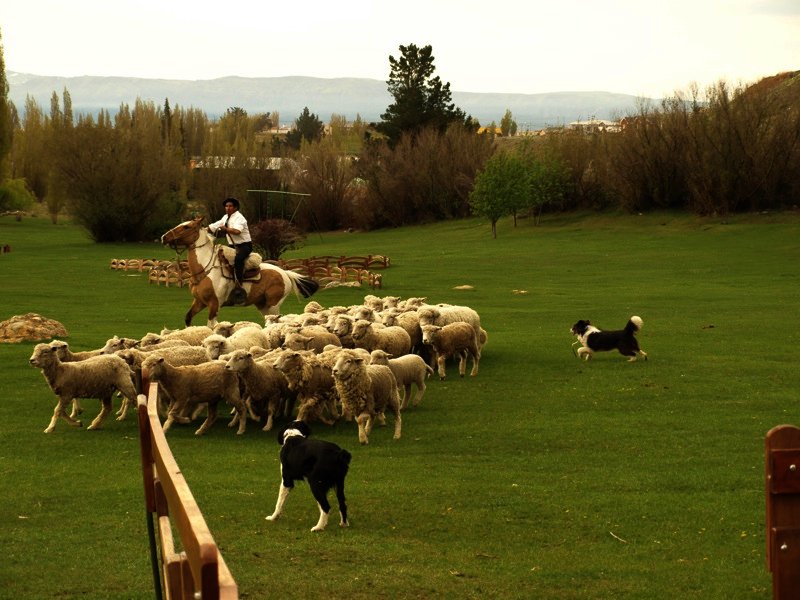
[570,316,648,362]
[265,420,352,532]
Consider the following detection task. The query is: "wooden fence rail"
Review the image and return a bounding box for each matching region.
[137,378,238,599]
[765,424,800,599]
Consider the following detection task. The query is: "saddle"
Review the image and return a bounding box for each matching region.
[217,247,263,282]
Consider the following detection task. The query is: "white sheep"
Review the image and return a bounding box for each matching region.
[141,355,246,435]
[224,349,292,431]
[273,350,339,425]
[350,319,412,357]
[420,322,480,380]
[212,320,262,337]
[331,314,357,348]
[332,350,402,445]
[282,325,342,353]
[202,327,271,360]
[381,309,423,350]
[417,304,482,339]
[138,333,193,349]
[29,343,138,433]
[158,325,215,345]
[99,336,141,354]
[369,349,433,410]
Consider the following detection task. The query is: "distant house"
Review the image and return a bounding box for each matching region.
[568,119,621,133]
[189,156,283,170]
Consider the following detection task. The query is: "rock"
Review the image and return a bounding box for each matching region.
[0,313,69,343]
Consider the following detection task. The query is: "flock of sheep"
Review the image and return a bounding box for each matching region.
[28,294,487,445]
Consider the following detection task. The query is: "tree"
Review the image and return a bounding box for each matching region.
[0,178,36,213]
[469,151,530,238]
[378,43,468,146]
[500,109,517,137]
[286,107,324,150]
[249,218,306,260]
[0,29,12,178]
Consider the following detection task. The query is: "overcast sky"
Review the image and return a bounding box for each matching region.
[2,0,798,98]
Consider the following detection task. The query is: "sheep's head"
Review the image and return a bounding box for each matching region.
[273,351,304,374]
[202,334,228,360]
[420,324,441,345]
[48,340,70,360]
[333,316,353,336]
[224,350,252,372]
[369,349,391,365]
[350,320,372,340]
[141,356,166,379]
[30,343,57,367]
[332,352,366,381]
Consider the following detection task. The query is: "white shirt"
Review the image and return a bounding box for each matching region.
[209,210,251,245]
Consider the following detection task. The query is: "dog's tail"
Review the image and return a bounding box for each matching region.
[626,316,643,334]
[339,448,352,474]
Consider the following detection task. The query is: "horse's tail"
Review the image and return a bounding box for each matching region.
[285,270,320,299]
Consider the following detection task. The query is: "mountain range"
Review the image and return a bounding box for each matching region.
[7,71,653,130]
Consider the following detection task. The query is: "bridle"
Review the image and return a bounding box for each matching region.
[164,223,218,285]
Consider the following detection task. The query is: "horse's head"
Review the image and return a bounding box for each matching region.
[161,216,205,249]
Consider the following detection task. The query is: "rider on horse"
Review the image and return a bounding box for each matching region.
[208,197,251,306]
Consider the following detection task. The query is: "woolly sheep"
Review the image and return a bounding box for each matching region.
[350,319,412,357]
[381,309,423,350]
[331,315,357,348]
[141,355,246,435]
[212,320,261,338]
[420,323,480,379]
[224,349,292,431]
[282,326,342,353]
[158,325,215,345]
[417,304,482,339]
[202,327,272,360]
[139,333,194,349]
[29,343,138,433]
[99,336,141,354]
[369,349,433,410]
[332,349,402,445]
[273,350,339,425]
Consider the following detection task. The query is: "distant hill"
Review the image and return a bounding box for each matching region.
[7,71,652,130]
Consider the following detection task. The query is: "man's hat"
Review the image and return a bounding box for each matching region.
[223,197,240,209]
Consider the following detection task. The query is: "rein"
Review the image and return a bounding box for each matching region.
[166,228,217,286]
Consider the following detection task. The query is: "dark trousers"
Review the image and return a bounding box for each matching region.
[232,242,252,285]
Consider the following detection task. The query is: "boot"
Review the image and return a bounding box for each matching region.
[229,282,247,306]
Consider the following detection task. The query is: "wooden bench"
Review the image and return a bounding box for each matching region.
[137,379,238,599]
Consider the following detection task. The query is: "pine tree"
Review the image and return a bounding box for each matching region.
[0,29,12,177]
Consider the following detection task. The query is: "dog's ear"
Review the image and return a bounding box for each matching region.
[275,423,289,446]
[296,420,311,438]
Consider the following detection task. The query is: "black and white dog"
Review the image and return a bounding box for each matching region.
[570,316,648,362]
[265,420,352,532]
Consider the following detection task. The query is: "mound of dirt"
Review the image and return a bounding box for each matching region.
[0,313,69,343]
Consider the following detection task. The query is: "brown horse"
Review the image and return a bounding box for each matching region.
[161,217,319,327]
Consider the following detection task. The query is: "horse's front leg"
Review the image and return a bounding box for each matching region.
[184,298,206,327]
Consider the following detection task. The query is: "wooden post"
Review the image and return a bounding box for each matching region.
[765,424,800,598]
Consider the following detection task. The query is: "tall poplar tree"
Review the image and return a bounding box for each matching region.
[378,43,468,146]
[0,29,12,177]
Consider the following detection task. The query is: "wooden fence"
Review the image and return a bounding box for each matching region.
[765,424,800,598]
[137,378,238,599]
[112,253,391,289]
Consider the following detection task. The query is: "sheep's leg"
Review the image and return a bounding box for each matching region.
[413,378,426,406]
[262,407,274,432]
[88,397,113,430]
[69,399,83,418]
[195,402,218,435]
[469,349,480,377]
[46,398,82,433]
[436,355,447,380]
[458,351,467,377]
[401,384,412,410]
[356,413,370,445]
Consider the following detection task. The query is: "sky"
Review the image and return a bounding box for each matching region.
[1,0,798,98]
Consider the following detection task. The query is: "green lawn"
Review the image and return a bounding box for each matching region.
[0,210,797,599]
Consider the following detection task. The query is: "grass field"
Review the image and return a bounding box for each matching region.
[1,210,798,599]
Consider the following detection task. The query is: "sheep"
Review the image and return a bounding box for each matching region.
[224,349,292,431]
[369,349,434,410]
[273,350,339,426]
[29,343,137,433]
[141,325,213,347]
[141,355,246,435]
[331,315,357,348]
[420,323,480,379]
[362,294,385,312]
[49,339,134,418]
[417,304,482,338]
[139,333,194,349]
[212,320,262,338]
[332,349,402,445]
[350,319,412,357]
[202,327,272,360]
[381,309,423,350]
[99,336,141,354]
[282,326,342,353]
